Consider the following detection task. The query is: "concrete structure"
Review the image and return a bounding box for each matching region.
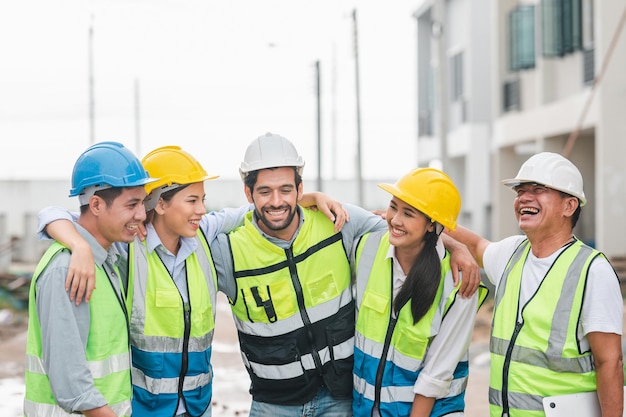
[491,0,626,258]
[414,0,626,261]
[414,0,493,239]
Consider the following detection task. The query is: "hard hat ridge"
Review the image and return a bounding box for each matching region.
[378,168,461,231]
[502,152,586,206]
[69,141,157,205]
[239,132,305,180]
[141,145,218,211]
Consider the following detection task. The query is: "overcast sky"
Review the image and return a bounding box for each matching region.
[1,0,421,182]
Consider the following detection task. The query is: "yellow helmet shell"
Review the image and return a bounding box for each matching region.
[378,168,461,231]
[141,146,218,196]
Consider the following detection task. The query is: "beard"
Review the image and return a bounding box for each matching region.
[255,204,298,232]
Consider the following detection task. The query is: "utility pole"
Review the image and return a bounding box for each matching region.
[134,78,141,156]
[352,9,364,207]
[88,14,95,145]
[316,60,322,192]
[331,43,338,180]
[432,0,449,171]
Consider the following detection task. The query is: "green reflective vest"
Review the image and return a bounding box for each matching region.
[24,242,131,417]
[489,239,600,417]
[353,230,488,417]
[126,231,217,417]
[227,208,354,404]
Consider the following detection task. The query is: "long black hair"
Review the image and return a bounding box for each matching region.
[393,226,441,324]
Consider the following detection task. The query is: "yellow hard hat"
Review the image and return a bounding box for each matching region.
[378,168,461,231]
[141,146,218,210]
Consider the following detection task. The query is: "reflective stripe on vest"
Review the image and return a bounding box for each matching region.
[227,208,354,403]
[489,239,600,417]
[24,243,131,417]
[353,230,488,417]
[127,230,216,417]
[23,398,131,417]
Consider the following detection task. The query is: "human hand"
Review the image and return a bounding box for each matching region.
[65,241,96,304]
[301,192,350,232]
[448,243,481,298]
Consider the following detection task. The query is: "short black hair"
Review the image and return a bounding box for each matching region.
[243,167,302,192]
[79,187,123,214]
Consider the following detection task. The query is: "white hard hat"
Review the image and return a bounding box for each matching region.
[239,133,305,180]
[502,152,586,206]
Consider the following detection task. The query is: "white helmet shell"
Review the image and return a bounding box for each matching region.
[239,133,305,180]
[502,152,586,206]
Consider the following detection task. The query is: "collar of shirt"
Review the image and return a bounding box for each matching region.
[75,222,119,267]
[386,236,447,297]
[145,223,198,255]
[144,222,199,279]
[250,205,305,248]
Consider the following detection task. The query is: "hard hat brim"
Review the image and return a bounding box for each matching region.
[501,178,587,206]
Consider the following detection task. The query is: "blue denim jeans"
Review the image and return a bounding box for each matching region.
[249,387,351,417]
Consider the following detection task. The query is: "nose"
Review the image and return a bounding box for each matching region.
[135,204,147,222]
[269,190,282,206]
[196,200,207,213]
[516,189,532,202]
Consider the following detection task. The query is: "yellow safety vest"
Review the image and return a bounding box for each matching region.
[353,230,488,417]
[24,242,132,417]
[127,230,217,417]
[227,208,353,404]
[489,238,600,417]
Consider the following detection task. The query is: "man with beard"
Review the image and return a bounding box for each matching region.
[211,133,481,417]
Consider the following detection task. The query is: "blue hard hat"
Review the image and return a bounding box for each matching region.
[69,141,157,197]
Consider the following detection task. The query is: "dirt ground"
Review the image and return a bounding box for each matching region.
[0,294,494,417]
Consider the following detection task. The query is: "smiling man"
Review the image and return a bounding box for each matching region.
[24,142,157,417]
[210,133,388,417]
[447,152,624,417]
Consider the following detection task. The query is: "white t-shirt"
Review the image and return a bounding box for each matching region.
[483,235,623,350]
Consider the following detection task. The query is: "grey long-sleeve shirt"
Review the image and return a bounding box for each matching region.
[33,223,127,413]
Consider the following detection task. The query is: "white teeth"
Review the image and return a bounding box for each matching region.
[127,225,138,230]
[520,207,539,215]
[392,227,405,235]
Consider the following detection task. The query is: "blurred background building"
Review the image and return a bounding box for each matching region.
[414,0,626,274]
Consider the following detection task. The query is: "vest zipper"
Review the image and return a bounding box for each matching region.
[176,301,192,417]
[373,261,399,416]
[103,262,132,351]
[502,320,524,416]
[285,248,323,373]
[373,316,397,416]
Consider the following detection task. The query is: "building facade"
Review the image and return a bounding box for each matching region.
[415,0,626,261]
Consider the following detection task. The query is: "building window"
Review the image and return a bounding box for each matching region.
[509,5,536,71]
[542,0,582,57]
[503,78,521,112]
[450,52,464,102]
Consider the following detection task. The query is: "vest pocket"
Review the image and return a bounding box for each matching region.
[240,279,297,322]
[322,304,354,397]
[395,328,429,362]
[151,288,183,335]
[239,332,301,374]
[305,271,340,305]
